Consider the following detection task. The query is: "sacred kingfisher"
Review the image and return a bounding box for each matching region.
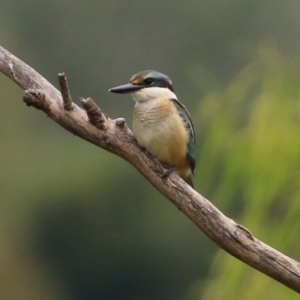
[109,70,196,187]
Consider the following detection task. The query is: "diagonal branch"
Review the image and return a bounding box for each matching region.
[0,45,299,293]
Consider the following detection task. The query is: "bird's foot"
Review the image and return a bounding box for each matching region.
[160,165,174,178]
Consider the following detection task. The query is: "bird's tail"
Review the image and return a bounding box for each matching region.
[184,175,194,188]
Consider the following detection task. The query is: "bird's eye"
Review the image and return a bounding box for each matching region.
[144,78,154,85]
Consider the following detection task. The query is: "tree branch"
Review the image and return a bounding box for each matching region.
[1,45,299,293]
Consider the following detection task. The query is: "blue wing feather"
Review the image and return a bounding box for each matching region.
[170,98,196,173]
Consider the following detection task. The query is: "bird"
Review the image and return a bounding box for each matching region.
[109,70,195,187]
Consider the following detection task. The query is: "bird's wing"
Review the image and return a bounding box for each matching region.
[170,98,196,173]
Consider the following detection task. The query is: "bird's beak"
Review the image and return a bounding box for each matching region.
[109,83,143,94]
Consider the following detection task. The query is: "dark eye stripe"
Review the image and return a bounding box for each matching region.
[144,78,154,85]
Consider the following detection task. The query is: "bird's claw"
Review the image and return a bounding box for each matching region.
[160,165,174,178]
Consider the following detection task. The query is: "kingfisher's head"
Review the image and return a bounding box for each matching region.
[109,70,175,102]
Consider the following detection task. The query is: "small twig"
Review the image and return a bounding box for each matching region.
[23,89,50,113]
[80,97,108,130]
[115,118,126,128]
[58,72,73,111]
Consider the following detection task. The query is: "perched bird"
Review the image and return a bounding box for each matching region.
[109,70,195,187]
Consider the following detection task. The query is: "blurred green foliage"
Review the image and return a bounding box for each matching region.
[192,49,300,300]
[1,1,300,299]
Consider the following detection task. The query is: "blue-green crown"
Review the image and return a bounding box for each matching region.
[130,70,174,91]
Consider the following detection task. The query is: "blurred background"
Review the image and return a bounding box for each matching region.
[1,1,300,299]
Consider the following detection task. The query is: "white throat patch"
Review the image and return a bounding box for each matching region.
[131,87,177,102]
